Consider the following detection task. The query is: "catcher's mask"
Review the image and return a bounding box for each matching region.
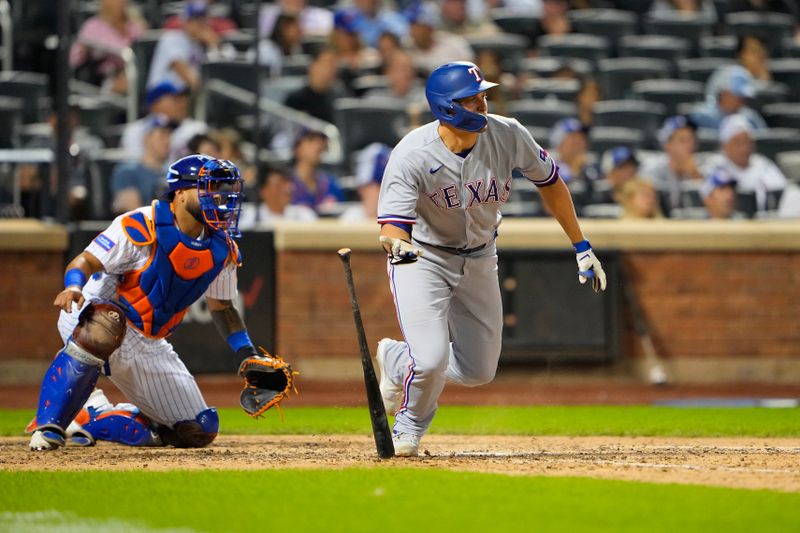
[167,154,244,238]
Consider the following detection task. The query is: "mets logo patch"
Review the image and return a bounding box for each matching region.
[94,234,116,251]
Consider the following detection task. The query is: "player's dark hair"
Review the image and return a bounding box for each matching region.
[736,33,768,55]
[257,164,291,188]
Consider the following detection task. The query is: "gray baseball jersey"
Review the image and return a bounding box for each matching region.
[377,115,557,438]
[378,114,556,249]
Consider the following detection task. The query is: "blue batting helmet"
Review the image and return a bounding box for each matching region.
[166,154,244,238]
[425,61,498,132]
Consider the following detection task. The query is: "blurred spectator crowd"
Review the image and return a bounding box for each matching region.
[2,0,800,224]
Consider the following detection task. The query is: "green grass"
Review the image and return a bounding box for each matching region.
[2,405,798,438]
[1,470,798,533]
[3,406,798,532]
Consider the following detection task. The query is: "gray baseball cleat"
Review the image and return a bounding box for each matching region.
[376,338,403,413]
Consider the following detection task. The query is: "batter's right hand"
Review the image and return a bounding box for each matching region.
[380,236,423,265]
[54,288,85,313]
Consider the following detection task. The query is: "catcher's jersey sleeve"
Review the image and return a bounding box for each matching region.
[85,207,152,274]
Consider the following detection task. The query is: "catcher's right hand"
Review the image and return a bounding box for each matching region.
[238,349,296,418]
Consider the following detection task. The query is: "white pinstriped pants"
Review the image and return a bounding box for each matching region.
[58,309,208,427]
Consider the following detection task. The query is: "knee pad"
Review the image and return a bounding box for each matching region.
[72,299,127,361]
[169,408,219,448]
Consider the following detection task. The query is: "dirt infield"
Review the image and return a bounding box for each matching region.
[2,435,798,492]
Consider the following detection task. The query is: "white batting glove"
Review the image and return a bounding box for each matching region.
[380,236,423,265]
[574,240,607,293]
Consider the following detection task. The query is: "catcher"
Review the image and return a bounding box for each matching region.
[27,154,295,451]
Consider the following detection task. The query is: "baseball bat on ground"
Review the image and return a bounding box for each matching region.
[337,248,395,459]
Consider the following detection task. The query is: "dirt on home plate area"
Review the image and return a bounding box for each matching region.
[2,376,799,492]
[2,435,799,493]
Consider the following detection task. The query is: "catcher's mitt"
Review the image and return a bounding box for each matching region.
[238,348,297,418]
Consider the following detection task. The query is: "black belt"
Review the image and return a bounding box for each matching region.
[415,239,488,256]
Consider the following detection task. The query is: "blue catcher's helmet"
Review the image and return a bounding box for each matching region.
[166,154,244,238]
[425,61,498,132]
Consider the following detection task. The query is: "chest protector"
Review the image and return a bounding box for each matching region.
[117,201,238,338]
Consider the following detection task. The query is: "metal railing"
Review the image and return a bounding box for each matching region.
[0,0,11,71]
[0,148,52,209]
[201,78,343,164]
[74,37,138,123]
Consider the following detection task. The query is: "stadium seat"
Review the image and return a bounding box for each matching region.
[87,148,137,220]
[220,31,256,53]
[612,0,656,15]
[618,35,690,66]
[695,128,720,153]
[725,12,794,57]
[466,34,529,73]
[351,75,389,97]
[679,180,704,208]
[520,78,580,102]
[525,126,551,145]
[75,97,125,139]
[699,35,737,59]
[0,71,49,124]
[677,57,736,84]
[643,12,712,55]
[568,9,638,54]
[783,38,800,59]
[632,79,705,116]
[581,203,622,219]
[98,123,128,149]
[761,103,800,130]
[775,151,800,183]
[261,76,306,103]
[518,57,593,79]
[333,97,409,156]
[507,99,578,129]
[281,55,312,77]
[538,34,611,67]
[754,128,800,162]
[202,60,272,93]
[588,126,645,159]
[300,36,328,57]
[737,80,787,114]
[131,30,164,107]
[735,190,757,218]
[489,8,539,42]
[597,58,672,100]
[768,59,800,101]
[592,100,666,149]
[0,96,22,148]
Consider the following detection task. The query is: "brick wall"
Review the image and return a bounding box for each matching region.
[276,250,800,362]
[624,252,800,359]
[0,251,65,359]
[6,248,799,366]
[276,251,401,365]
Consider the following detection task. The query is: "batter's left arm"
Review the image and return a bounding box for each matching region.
[208,297,258,359]
[537,178,584,243]
[538,178,607,292]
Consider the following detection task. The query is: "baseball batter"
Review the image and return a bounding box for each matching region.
[28,155,286,451]
[376,61,607,457]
